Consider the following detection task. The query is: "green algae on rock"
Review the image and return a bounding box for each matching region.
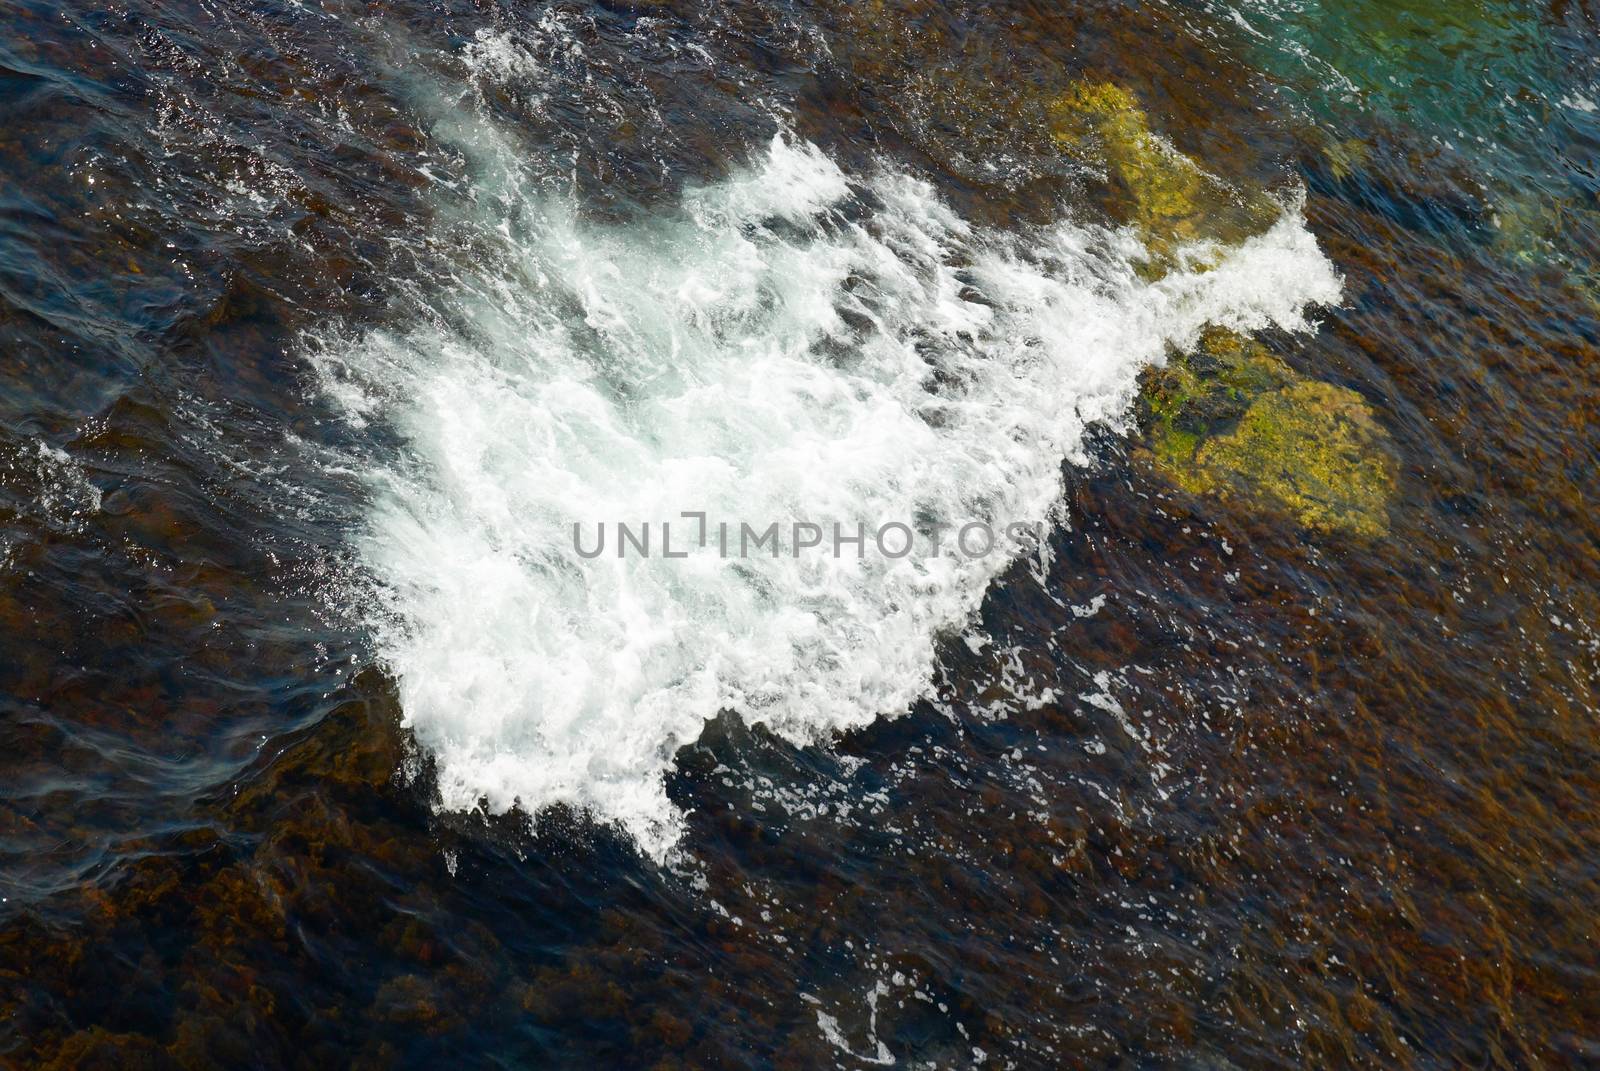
[1192,380,1398,538]
[1047,87,1398,537]
[1320,136,1373,183]
[1140,328,1397,538]
[1047,81,1280,264]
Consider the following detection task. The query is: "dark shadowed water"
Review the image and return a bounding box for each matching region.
[1,0,1598,1067]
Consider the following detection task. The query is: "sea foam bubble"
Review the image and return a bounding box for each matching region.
[313,130,1340,860]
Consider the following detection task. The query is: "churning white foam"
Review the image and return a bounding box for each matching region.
[313,131,1340,859]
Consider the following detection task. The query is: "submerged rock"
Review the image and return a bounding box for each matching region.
[1188,380,1397,538]
[1320,137,1372,183]
[1046,84,1398,535]
[1139,328,1397,538]
[1043,86,1396,535]
[1048,81,1279,264]
[1492,187,1600,272]
[1493,186,1600,321]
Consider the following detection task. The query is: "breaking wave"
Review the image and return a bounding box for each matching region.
[313,95,1341,858]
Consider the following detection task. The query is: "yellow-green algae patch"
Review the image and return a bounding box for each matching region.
[1320,136,1373,182]
[1485,189,1600,320]
[1047,81,1280,265]
[1140,328,1398,538]
[1045,85,1394,536]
